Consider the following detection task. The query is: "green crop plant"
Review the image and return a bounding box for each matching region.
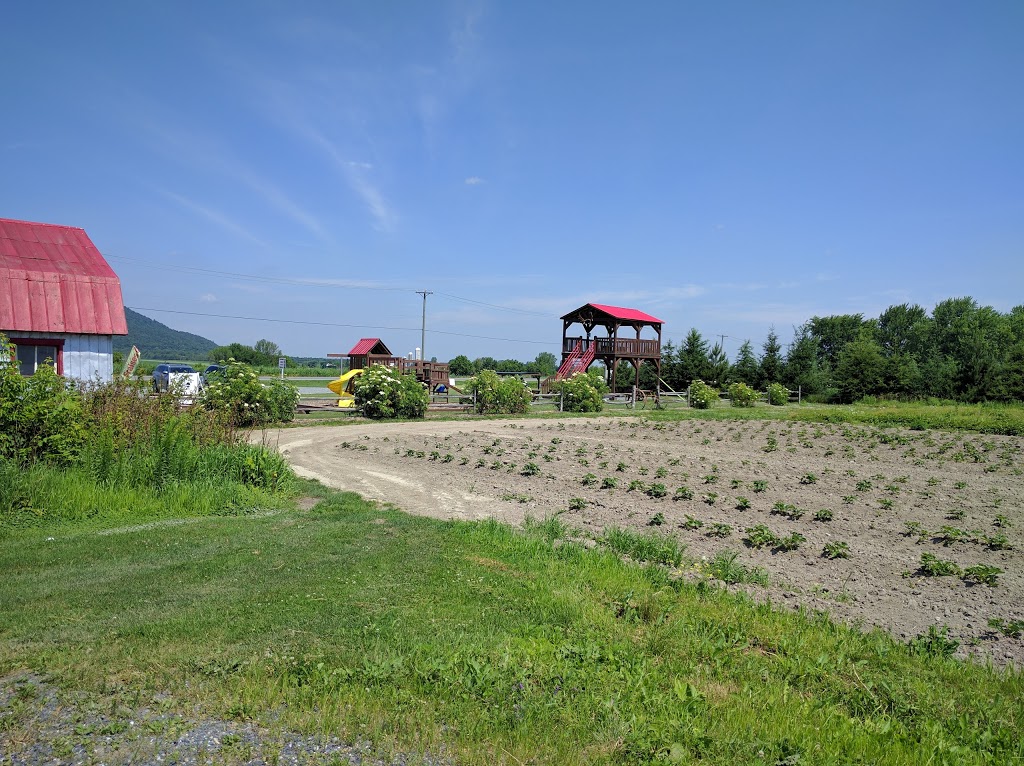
[601,477,619,489]
[985,533,1013,551]
[647,511,666,526]
[568,497,587,511]
[744,525,780,549]
[752,480,768,493]
[920,553,961,577]
[702,473,719,484]
[822,541,851,559]
[707,523,733,538]
[800,473,818,485]
[703,492,718,505]
[937,526,967,546]
[987,618,1024,638]
[814,509,834,522]
[655,467,668,479]
[646,483,668,498]
[673,485,693,500]
[682,515,704,530]
[616,461,628,472]
[581,473,598,486]
[962,565,1003,587]
[735,496,751,510]
[771,502,804,520]
[776,532,806,551]
[628,479,647,492]
[856,480,872,491]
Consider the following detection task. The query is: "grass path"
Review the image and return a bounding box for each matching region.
[2,482,1022,765]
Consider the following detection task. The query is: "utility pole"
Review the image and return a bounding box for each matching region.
[416,290,433,361]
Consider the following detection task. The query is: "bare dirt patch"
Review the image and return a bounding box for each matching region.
[262,416,1024,665]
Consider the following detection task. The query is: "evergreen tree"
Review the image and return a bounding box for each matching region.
[707,343,730,387]
[678,329,710,386]
[731,340,759,386]
[783,324,823,395]
[758,328,783,387]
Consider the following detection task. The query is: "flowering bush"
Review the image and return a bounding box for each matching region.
[688,379,719,410]
[466,369,532,414]
[767,382,788,406]
[728,382,758,408]
[353,364,429,419]
[0,333,85,465]
[552,371,607,412]
[201,359,297,426]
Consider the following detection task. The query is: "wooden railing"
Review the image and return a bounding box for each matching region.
[563,337,660,358]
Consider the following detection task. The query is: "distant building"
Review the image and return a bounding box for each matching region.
[0,217,128,382]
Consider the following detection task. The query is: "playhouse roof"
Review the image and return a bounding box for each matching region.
[0,217,128,335]
[348,338,392,356]
[562,303,664,325]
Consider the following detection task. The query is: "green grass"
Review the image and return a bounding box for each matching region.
[642,399,1024,436]
[2,482,1022,765]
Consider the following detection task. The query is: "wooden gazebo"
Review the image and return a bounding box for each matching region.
[558,303,663,392]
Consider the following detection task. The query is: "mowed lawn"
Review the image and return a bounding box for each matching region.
[2,484,1022,765]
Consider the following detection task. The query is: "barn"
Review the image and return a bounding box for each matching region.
[0,217,128,382]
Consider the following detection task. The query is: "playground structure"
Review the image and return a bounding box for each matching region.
[322,304,664,410]
[546,303,664,398]
[326,338,452,407]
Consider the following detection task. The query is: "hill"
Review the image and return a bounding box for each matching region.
[114,308,219,360]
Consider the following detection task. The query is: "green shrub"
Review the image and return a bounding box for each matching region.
[353,364,429,419]
[552,371,607,412]
[466,369,532,415]
[728,382,758,407]
[263,379,299,423]
[200,359,300,426]
[688,380,719,410]
[0,335,85,466]
[766,382,788,406]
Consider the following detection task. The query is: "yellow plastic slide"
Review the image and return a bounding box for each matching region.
[327,368,363,408]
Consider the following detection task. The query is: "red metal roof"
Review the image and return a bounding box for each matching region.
[0,218,128,335]
[564,303,664,325]
[348,338,391,356]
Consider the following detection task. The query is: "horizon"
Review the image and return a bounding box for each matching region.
[3,3,1021,361]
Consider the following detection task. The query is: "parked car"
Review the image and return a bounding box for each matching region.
[202,364,225,384]
[152,363,196,392]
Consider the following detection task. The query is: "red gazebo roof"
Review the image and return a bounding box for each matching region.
[562,303,663,325]
[0,218,127,335]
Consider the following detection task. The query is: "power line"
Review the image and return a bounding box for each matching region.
[107,253,556,317]
[127,306,554,346]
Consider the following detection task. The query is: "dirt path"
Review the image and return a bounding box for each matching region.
[261,416,1024,665]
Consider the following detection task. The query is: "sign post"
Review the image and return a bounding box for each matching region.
[279,357,286,380]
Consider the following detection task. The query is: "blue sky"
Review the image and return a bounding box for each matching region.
[2,1,1022,362]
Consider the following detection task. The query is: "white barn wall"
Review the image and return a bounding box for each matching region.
[4,330,115,382]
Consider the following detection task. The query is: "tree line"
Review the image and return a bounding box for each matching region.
[629,297,1022,403]
[443,297,1022,404]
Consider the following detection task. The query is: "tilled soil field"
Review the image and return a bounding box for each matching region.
[264,416,1024,666]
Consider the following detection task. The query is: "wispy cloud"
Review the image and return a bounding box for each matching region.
[159,189,268,247]
[199,293,217,303]
[464,176,485,185]
[133,107,329,241]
